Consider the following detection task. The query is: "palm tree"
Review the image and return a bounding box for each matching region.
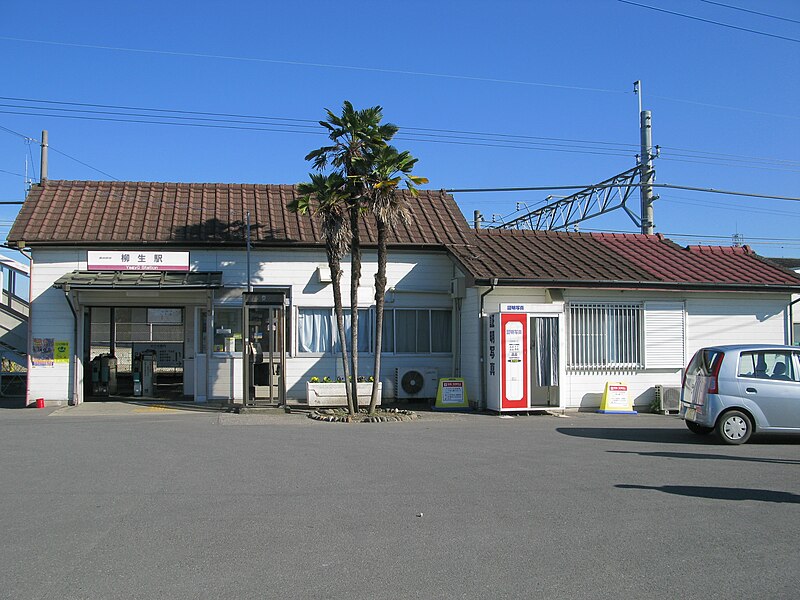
[305,102,397,410]
[289,172,356,415]
[365,146,427,414]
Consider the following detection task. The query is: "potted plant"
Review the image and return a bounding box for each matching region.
[306,376,381,407]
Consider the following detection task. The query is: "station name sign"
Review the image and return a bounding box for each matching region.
[87,251,190,271]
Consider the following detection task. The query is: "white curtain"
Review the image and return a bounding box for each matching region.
[298,309,331,353]
[535,317,559,387]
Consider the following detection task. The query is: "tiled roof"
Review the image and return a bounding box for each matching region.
[8,180,472,248]
[449,229,800,290]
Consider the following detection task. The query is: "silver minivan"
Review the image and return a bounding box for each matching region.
[680,344,800,444]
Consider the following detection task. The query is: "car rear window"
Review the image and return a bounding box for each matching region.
[688,349,723,375]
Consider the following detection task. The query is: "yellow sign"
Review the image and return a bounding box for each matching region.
[598,381,637,414]
[54,340,70,363]
[434,378,471,411]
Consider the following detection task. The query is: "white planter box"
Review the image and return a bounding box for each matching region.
[306,382,382,407]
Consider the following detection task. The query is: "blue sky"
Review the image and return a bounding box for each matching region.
[1,0,798,257]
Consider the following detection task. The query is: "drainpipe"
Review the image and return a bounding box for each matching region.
[789,296,800,345]
[478,278,498,410]
[62,284,79,405]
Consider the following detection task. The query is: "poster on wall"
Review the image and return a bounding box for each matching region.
[54,340,70,363]
[32,338,55,367]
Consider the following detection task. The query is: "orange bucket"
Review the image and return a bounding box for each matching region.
[35,398,45,409]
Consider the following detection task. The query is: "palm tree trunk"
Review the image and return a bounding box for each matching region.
[328,251,354,415]
[349,203,361,411]
[369,219,387,414]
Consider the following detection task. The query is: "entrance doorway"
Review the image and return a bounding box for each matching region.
[85,306,185,400]
[243,292,285,405]
[529,316,560,407]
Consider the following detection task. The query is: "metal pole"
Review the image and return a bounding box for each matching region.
[245,211,252,293]
[40,130,48,184]
[639,110,655,234]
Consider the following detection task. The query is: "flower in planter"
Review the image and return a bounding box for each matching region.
[309,376,320,383]
[322,376,333,383]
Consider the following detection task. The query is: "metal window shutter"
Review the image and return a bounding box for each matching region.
[644,302,685,368]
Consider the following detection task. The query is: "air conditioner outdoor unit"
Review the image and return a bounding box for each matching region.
[396,367,439,400]
[655,384,681,414]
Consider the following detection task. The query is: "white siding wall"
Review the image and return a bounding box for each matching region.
[686,296,788,348]
[459,286,791,410]
[28,250,83,405]
[28,246,458,404]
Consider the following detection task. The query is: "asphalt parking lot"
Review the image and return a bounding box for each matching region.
[1,404,798,600]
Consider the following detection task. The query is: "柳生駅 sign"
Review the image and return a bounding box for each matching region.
[88,251,189,271]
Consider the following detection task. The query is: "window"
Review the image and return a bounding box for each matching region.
[569,303,642,369]
[385,309,451,354]
[298,308,332,353]
[299,307,452,354]
[297,308,370,354]
[335,310,372,353]
[213,307,242,353]
[738,351,799,382]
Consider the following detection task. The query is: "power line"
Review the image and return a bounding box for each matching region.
[1,120,115,181]
[0,124,32,140]
[618,0,800,43]
[4,99,799,172]
[5,95,798,171]
[0,96,640,152]
[0,108,642,160]
[698,0,800,25]
[660,195,800,219]
[0,36,626,94]
[447,182,800,203]
[48,146,118,181]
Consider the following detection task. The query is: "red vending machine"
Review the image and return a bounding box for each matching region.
[485,311,529,411]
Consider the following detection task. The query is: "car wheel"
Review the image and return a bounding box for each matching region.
[715,410,752,445]
[685,420,713,435]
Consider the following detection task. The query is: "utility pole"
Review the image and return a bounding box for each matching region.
[634,82,656,235]
[639,110,655,234]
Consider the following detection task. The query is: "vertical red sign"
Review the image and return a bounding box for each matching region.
[500,313,528,409]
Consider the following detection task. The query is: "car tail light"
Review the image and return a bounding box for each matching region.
[707,352,724,394]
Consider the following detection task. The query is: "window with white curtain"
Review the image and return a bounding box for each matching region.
[568,303,642,369]
[299,307,453,354]
[298,308,370,354]
[334,310,372,353]
[298,308,332,353]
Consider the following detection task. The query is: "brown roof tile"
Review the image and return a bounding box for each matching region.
[9,181,471,248]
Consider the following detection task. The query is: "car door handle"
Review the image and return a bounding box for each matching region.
[745,387,757,393]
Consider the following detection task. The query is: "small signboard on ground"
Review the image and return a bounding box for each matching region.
[434,378,471,411]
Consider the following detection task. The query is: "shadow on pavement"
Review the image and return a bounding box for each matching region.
[616,483,800,504]
[557,426,700,444]
[608,449,800,465]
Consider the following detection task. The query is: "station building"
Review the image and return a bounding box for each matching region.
[9,180,800,411]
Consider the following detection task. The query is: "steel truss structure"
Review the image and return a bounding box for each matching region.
[492,166,645,231]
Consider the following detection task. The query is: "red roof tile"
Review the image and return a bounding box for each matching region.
[448,229,800,291]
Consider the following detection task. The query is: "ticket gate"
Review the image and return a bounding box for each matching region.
[90,354,118,396]
[243,292,285,405]
[132,350,157,397]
